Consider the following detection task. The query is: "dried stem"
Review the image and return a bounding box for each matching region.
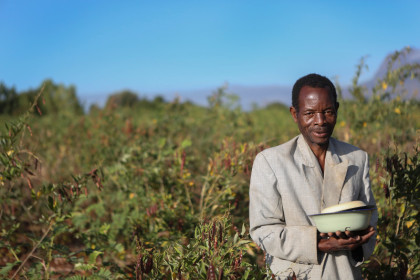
[11,222,53,279]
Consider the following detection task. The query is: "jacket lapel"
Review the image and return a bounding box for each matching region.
[322,139,349,208]
[297,135,323,213]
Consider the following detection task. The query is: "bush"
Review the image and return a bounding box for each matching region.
[1,48,419,279]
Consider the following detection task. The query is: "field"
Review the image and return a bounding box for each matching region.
[1,49,420,279]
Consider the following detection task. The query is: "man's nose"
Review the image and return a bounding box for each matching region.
[314,112,326,125]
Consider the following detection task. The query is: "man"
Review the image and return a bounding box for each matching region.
[249,73,377,279]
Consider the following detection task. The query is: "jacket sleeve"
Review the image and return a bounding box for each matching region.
[351,151,378,266]
[249,153,319,265]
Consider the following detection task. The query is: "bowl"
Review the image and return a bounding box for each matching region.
[309,208,374,233]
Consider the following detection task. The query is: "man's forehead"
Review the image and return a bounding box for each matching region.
[298,86,335,108]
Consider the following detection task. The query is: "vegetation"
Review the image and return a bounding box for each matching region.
[0,48,419,279]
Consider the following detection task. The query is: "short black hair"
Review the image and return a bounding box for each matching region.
[292,73,337,112]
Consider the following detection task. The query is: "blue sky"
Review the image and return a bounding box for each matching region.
[1,0,419,102]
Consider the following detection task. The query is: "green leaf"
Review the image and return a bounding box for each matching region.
[95,268,112,279]
[236,240,252,246]
[181,139,192,149]
[241,223,246,236]
[158,138,166,148]
[114,243,125,253]
[194,225,199,238]
[88,250,103,265]
[243,269,250,279]
[0,261,21,276]
[75,263,96,271]
[99,223,110,235]
[173,245,183,255]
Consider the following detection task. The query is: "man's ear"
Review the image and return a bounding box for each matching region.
[335,102,340,112]
[290,106,298,123]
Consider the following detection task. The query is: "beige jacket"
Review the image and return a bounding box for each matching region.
[249,135,377,280]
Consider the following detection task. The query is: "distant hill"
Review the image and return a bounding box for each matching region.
[358,47,420,99]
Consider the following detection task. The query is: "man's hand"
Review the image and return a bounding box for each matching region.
[317,226,375,253]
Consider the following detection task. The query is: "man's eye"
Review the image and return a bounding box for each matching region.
[305,112,314,116]
[325,110,334,115]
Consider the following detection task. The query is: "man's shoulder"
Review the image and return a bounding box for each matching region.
[258,136,299,160]
[330,137,366,154]
[330,137,368,163]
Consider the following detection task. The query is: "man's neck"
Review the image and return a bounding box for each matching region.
[310,143,328,158]
[309,143,329,173]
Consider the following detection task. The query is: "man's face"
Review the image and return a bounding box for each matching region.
[290,86,338,149]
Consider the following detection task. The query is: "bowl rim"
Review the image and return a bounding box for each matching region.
[308,206,376,217]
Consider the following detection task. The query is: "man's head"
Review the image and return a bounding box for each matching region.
[292,73,338,112]
[290,74,339,150]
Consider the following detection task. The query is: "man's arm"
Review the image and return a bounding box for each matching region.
[249,153,319,265]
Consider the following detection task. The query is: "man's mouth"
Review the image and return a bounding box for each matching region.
[312,130,329,137]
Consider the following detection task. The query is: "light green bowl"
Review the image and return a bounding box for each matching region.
[309,209,373,233]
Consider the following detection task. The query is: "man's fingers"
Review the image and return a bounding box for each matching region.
[367,226,375,233]
[344,230,355,238]
[324,226,375,243]
[336,230,347,239]
[361,229,376,240]
[320,232,328,238]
